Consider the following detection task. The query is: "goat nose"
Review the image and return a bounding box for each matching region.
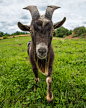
[38,48,46,54]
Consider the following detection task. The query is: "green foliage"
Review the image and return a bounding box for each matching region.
[0,37,86,107]
[54,27,72,37]
[4,33,10,36]
[3,35,7,39]
[11,31,29,36]
[0,32,10,37]
[0,31,29,37]
[0,31,4,37]
[13,35,15,38]
[73,26,86,38]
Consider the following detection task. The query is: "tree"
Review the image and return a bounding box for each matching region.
[0,32,4,37]
[73,26,86,38]
[54,27,72,38]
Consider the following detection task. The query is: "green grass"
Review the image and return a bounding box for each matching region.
[0,36,86,108]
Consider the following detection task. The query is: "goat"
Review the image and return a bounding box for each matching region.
[17,5,66,102]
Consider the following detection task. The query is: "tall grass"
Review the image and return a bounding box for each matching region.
[0,37,86,108]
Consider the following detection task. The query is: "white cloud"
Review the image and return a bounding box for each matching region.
[0,0,86,33]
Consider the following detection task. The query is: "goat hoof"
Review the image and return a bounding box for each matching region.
[35,78,39,83]
[46,94,53,102]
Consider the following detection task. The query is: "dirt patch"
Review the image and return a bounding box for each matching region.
[65,34,80,39]
[8,36,13,39]
[14,34,30,37]
[53,35,80,40]
[1,34,85,40]
[0,34,30,40]
[0,37,3,40]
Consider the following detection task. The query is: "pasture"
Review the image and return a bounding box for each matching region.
[0,36,86,108]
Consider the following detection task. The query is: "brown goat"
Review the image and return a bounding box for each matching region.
[17,5,66,102]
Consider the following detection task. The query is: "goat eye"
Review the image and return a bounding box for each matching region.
[52,31,54,35]
[30,30,33,34]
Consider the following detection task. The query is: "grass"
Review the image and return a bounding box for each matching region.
[0,36,86,108]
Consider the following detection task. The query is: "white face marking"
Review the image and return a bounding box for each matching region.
[36,42,48,52]
[36,42,48,59]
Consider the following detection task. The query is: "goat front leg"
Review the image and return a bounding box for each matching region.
[46,66,53,102]
[32,67,39,82]
[32,66,39,91]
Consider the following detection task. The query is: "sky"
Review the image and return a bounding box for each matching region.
[0,0,86,34]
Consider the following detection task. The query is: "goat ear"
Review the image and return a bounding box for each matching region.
[53,17,66,29]
[17,22,30,31]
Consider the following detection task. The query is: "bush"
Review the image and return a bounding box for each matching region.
[0,32,4,37]
[73,26,86,38]
[13,35,15,38]
[80,33,85,38]
[72,34,78,38]
[54,27,72,38]
[3,36,7,39]
[63,35,66,38]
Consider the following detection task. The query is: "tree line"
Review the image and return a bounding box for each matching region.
[0,31,29,37]
[0,26,86,38]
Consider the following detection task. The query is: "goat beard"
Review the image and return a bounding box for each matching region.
[34,50,50,75]
[37,54,47,60]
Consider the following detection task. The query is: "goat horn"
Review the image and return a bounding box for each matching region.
[45,5,60,20]
[53,17,66,29]
[23,5,40,20]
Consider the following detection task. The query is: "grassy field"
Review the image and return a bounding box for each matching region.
[0,36,86,108]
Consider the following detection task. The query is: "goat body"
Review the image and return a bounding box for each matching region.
[17,5,66,102]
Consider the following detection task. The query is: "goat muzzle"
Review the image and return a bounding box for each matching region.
[36,42,48,59]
